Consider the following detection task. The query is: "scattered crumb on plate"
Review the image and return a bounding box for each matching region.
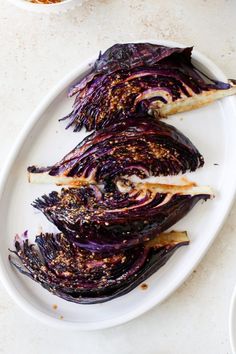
[140,283,148,290]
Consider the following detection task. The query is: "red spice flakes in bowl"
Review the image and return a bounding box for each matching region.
[30,0,61,3]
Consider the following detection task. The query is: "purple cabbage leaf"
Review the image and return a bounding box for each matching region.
[61,43,236,132]
[31,181,212,252]
[9,231,189,304]
[28,118,204,186]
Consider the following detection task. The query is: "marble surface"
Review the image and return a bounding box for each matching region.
[0,0,236,353]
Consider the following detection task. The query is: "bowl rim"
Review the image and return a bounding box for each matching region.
[6,0,81,13]
[1,39,236,330]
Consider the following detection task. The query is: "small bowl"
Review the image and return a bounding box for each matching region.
[6,0,85,13]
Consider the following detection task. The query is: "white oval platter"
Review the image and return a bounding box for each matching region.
[0,39,236,330]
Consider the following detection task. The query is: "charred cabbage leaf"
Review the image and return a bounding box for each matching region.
[32,182,212,252]
[62,43,236,131]
[28,118,204,186]
[9,231,189,304]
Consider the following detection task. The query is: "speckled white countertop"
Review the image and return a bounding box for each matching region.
[0,0,236,353]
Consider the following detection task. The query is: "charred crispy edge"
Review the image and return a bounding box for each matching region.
[32,191,60,211]
[8,231,189,304]
[151,83,236,117]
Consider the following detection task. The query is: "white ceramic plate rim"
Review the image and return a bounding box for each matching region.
[229,285,236,353]
[0,39,236,330]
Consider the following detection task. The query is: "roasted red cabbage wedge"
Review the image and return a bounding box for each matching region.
[28,118,204,186]
[9,231,189,304]
[32,182,212,252]
[61,43,236,131]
